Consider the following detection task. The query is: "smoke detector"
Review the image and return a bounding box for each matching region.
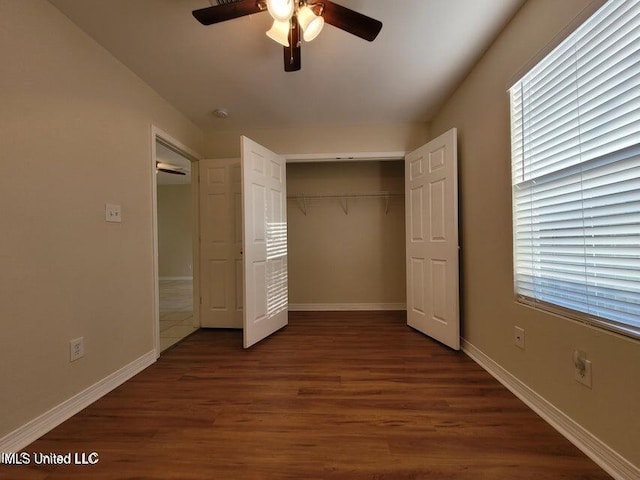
[213,108,230,119]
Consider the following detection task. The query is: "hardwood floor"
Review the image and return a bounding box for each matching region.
[3,312,611,479]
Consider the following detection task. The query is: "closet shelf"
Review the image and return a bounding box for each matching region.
[287,192,404,216]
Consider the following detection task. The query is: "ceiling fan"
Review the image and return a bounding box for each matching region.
[192,0,383,72]
[156,162,190,176]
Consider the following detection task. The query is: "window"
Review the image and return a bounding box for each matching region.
[509,0,640,339]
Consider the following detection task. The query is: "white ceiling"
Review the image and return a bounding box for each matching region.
[48,0,525,133]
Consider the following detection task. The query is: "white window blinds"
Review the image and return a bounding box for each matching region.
[509,0,640,338]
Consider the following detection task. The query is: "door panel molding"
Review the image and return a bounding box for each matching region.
[405,128,460,350]
[199,158,242,329]
[241,137,288,348]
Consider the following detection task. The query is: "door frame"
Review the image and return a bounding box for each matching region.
[150,125,202,357]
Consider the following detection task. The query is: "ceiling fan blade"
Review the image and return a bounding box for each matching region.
[156,161,189,175]
[192,0,263,26]
[157,168,186,176]
[312,0,382,41]
[284,16,301,72]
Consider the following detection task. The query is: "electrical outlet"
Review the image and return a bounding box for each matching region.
[514,326,525,349]
[574,350,592,388]
[70,337,84,362]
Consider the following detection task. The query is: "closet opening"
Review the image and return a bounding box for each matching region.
[286,160,406,312]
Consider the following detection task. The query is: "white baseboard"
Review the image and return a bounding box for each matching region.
[288,303,407,311]
[0,350,156,453]
[159,276,192,281]
[462,339,639,480]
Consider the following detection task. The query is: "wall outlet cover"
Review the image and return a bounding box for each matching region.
[574,354,592,388]
[70,337,85,362]
[514,326,525,349]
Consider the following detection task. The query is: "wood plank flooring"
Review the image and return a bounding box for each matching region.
[2,312,611,479]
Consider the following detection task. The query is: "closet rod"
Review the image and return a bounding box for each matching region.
[286,192,404,199]
[287,192,404,216]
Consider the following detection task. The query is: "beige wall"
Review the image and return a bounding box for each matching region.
[158,185,193,278]
[204,123,429,158]
[287,161,405,306]
[0,0,203,439]
[429,0,639,467]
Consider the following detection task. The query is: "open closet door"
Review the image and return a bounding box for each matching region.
[241,136,288,348]
[405,128,460,350]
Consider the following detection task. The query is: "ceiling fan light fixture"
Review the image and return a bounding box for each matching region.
[297,5,324,42]
[266,19,291,47]
[266,0,294,22]
[192,0,383,72]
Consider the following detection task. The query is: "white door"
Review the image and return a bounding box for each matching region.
[199,158,243,328]
[241,136,288,348]
[405,128,460,350]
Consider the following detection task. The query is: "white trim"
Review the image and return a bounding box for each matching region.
[152,126,202,162]
[462,339,639,480]
[159,276,193,281]
[289,303,407,311]
[191,163,201,330]
[0,350,156,453]
[150,128,160,358]
[284,151,406,163]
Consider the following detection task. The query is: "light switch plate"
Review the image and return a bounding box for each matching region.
[105,203,122,223]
